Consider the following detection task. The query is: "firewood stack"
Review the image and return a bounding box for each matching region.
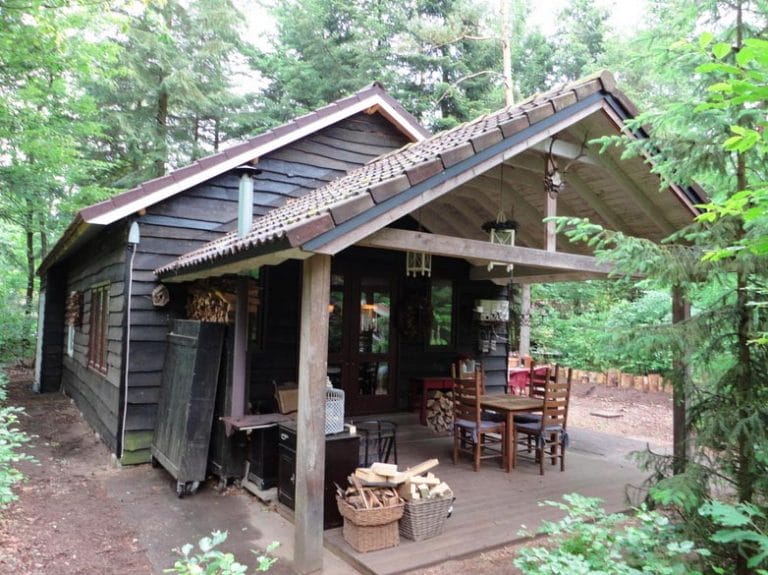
[187,287,234,323]
[344,459,451,502]
[426,390,454,433]
[337,481,402,511]
[186,279,261,324]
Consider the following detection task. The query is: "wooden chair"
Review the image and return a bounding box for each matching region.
[513,364,550,426]
[512,366,572,475]
[452,366,505,471]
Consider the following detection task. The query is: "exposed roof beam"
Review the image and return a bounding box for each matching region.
[562,171,633,234]
[532,139,597,164]
[454,182,541,248]
[513,271,608,284]
[507,153,632,234]
[469,266,607,283]
[569,125,677,236]
[472,169,591,255]
[357,228,612,274]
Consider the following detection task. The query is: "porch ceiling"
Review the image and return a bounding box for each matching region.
[413,110,693,275]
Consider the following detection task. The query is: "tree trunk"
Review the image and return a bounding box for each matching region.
[24,202,35,316]
[500,0,513,106]
[154,87,169,177]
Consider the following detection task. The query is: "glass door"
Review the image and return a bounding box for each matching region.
[327,271,397,415]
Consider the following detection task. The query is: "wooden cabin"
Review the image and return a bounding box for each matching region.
[35,82,429,463]
[37,71,702,573]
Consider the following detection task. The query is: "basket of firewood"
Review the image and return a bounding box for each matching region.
[336,475,404,552]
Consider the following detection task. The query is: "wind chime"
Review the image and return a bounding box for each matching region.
[482,161,517,276]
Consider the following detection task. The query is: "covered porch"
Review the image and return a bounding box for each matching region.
[324,411,652,575]
[154,71,698,573]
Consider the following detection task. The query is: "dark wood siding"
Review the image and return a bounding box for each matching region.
[59,223,127,454]
[397,257,510,408]
[119,111,412,462]
[39,265,67,393]
[248,262,302,408]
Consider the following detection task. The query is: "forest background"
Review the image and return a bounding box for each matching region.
[3,1,768,572]
[0,0,722,372]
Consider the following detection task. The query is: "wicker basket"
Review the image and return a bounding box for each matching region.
[399,493,454,541]
[342,518,399,553]
[336,496,404,526]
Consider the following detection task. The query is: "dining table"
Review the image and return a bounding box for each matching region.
[480,395,544,472]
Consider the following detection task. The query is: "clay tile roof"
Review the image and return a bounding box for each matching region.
[156,71,620,278]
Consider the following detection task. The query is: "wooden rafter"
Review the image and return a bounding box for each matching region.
[507,153,632,235]
[568,125,677,236]
[357,228,612,274]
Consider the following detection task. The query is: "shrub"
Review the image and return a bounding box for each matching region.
[165,530,279,575]
[514,493,709,575]
[0,370,34,508]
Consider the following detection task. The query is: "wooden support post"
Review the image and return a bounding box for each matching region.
[294,254,331,574]
[231,275,249,419]
[672,285,691,474]
[546,192,557,252]
[519,284,531,358]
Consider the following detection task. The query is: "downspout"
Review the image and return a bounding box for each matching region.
[117,221,140,460]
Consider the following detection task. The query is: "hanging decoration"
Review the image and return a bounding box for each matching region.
[544,139,565,197]
[482,162,517,275]
[406,250,432,277]
[406,209,432,277]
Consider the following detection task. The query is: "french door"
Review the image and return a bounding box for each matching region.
[327,269,397,415]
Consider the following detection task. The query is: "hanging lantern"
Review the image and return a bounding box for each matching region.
[482,215,517,273]
[406,251,432,277]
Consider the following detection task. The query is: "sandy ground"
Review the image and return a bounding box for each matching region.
[0,367,671,574]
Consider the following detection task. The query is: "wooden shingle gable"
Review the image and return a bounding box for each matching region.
[39,83,428,276]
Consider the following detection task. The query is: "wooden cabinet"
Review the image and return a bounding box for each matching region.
[277,422,359,529]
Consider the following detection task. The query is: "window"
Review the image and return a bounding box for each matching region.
[88,284,109,373]
[429,280,453,347]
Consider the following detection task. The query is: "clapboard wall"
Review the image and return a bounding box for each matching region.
[120,111,412,463]
[59,222,128,454]
[38,265,67,393]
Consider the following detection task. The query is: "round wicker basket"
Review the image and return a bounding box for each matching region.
[336,496,405,526]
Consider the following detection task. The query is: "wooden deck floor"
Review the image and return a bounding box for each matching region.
[323,412,653,575]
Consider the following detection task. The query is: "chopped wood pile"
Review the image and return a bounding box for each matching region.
[187,287,234,323]
[65,291,82,326]
[338,459,452,510]
[186,279,260,324]
[426,390,454,433]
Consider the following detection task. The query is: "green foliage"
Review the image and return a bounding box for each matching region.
[530,281,674,373]
[166,530,279,575]
[514,493,708,575]
[0,371,34,509]
[700,500,768,571]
